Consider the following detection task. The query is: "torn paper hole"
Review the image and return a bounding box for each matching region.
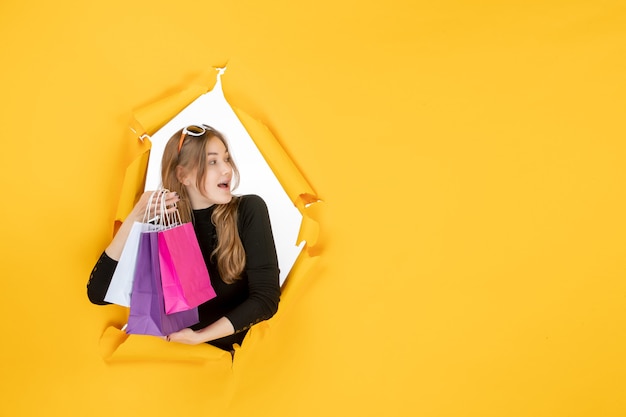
[143,69,305,286]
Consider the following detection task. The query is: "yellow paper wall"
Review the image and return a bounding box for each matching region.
[1,1,625,416]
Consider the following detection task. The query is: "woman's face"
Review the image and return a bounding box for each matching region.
[183,136,233,209]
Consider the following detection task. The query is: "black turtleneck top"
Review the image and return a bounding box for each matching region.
[87,194,281,351]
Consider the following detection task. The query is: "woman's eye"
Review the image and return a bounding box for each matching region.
[208,160,216,165]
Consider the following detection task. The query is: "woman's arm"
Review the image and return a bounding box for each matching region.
[167,195,280,344]
[167,317,235,344]
[87,251,117,304]
[87,190,179,304]
[223,195,281,331]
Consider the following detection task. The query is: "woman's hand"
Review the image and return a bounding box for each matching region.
[165,328,203,345]
[105,190,180,260]
[165,318,235,345]
[128,190,180,223]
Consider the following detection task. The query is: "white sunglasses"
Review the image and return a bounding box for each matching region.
[178,124,216,153]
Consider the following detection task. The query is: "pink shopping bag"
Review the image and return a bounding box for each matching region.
[158,222,216,314]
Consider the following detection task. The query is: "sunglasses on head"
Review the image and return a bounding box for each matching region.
[178,124,215,153]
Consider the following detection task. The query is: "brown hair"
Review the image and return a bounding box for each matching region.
[161,126,245,283]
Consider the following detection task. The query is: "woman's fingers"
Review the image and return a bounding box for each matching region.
[164,193,180,207]
[161,192,180,211]
[154,191,180,216]
[136,190,180,222]
[148,190,178,206]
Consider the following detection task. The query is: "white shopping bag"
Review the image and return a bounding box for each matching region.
[104,191,164,306]
[104,222,152,306]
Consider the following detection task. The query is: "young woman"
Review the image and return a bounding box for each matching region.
[87,124,281,351]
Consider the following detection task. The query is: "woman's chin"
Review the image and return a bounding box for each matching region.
[214,192,233,205]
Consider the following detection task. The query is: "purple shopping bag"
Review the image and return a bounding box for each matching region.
[127,231,199,336]
[158,222,216,314]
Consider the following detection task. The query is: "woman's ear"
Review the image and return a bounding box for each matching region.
[176,166,190,186]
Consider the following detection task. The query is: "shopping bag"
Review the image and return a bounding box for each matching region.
[158,222,216,314]
[126,230,199,336]
[104,221,153,306]
[104,189,164,306]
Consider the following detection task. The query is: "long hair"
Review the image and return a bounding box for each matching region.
[161,126,245,284]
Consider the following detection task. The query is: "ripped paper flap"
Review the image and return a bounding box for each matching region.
[141,71,316,286]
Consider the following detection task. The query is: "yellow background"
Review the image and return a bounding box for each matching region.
[1,1,625,416]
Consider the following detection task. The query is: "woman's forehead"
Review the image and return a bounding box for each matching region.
[205,135,228,153]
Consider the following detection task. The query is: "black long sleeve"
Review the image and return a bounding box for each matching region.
[192,195,281,339]
[87,251,116,305]
[223,194,281,333]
